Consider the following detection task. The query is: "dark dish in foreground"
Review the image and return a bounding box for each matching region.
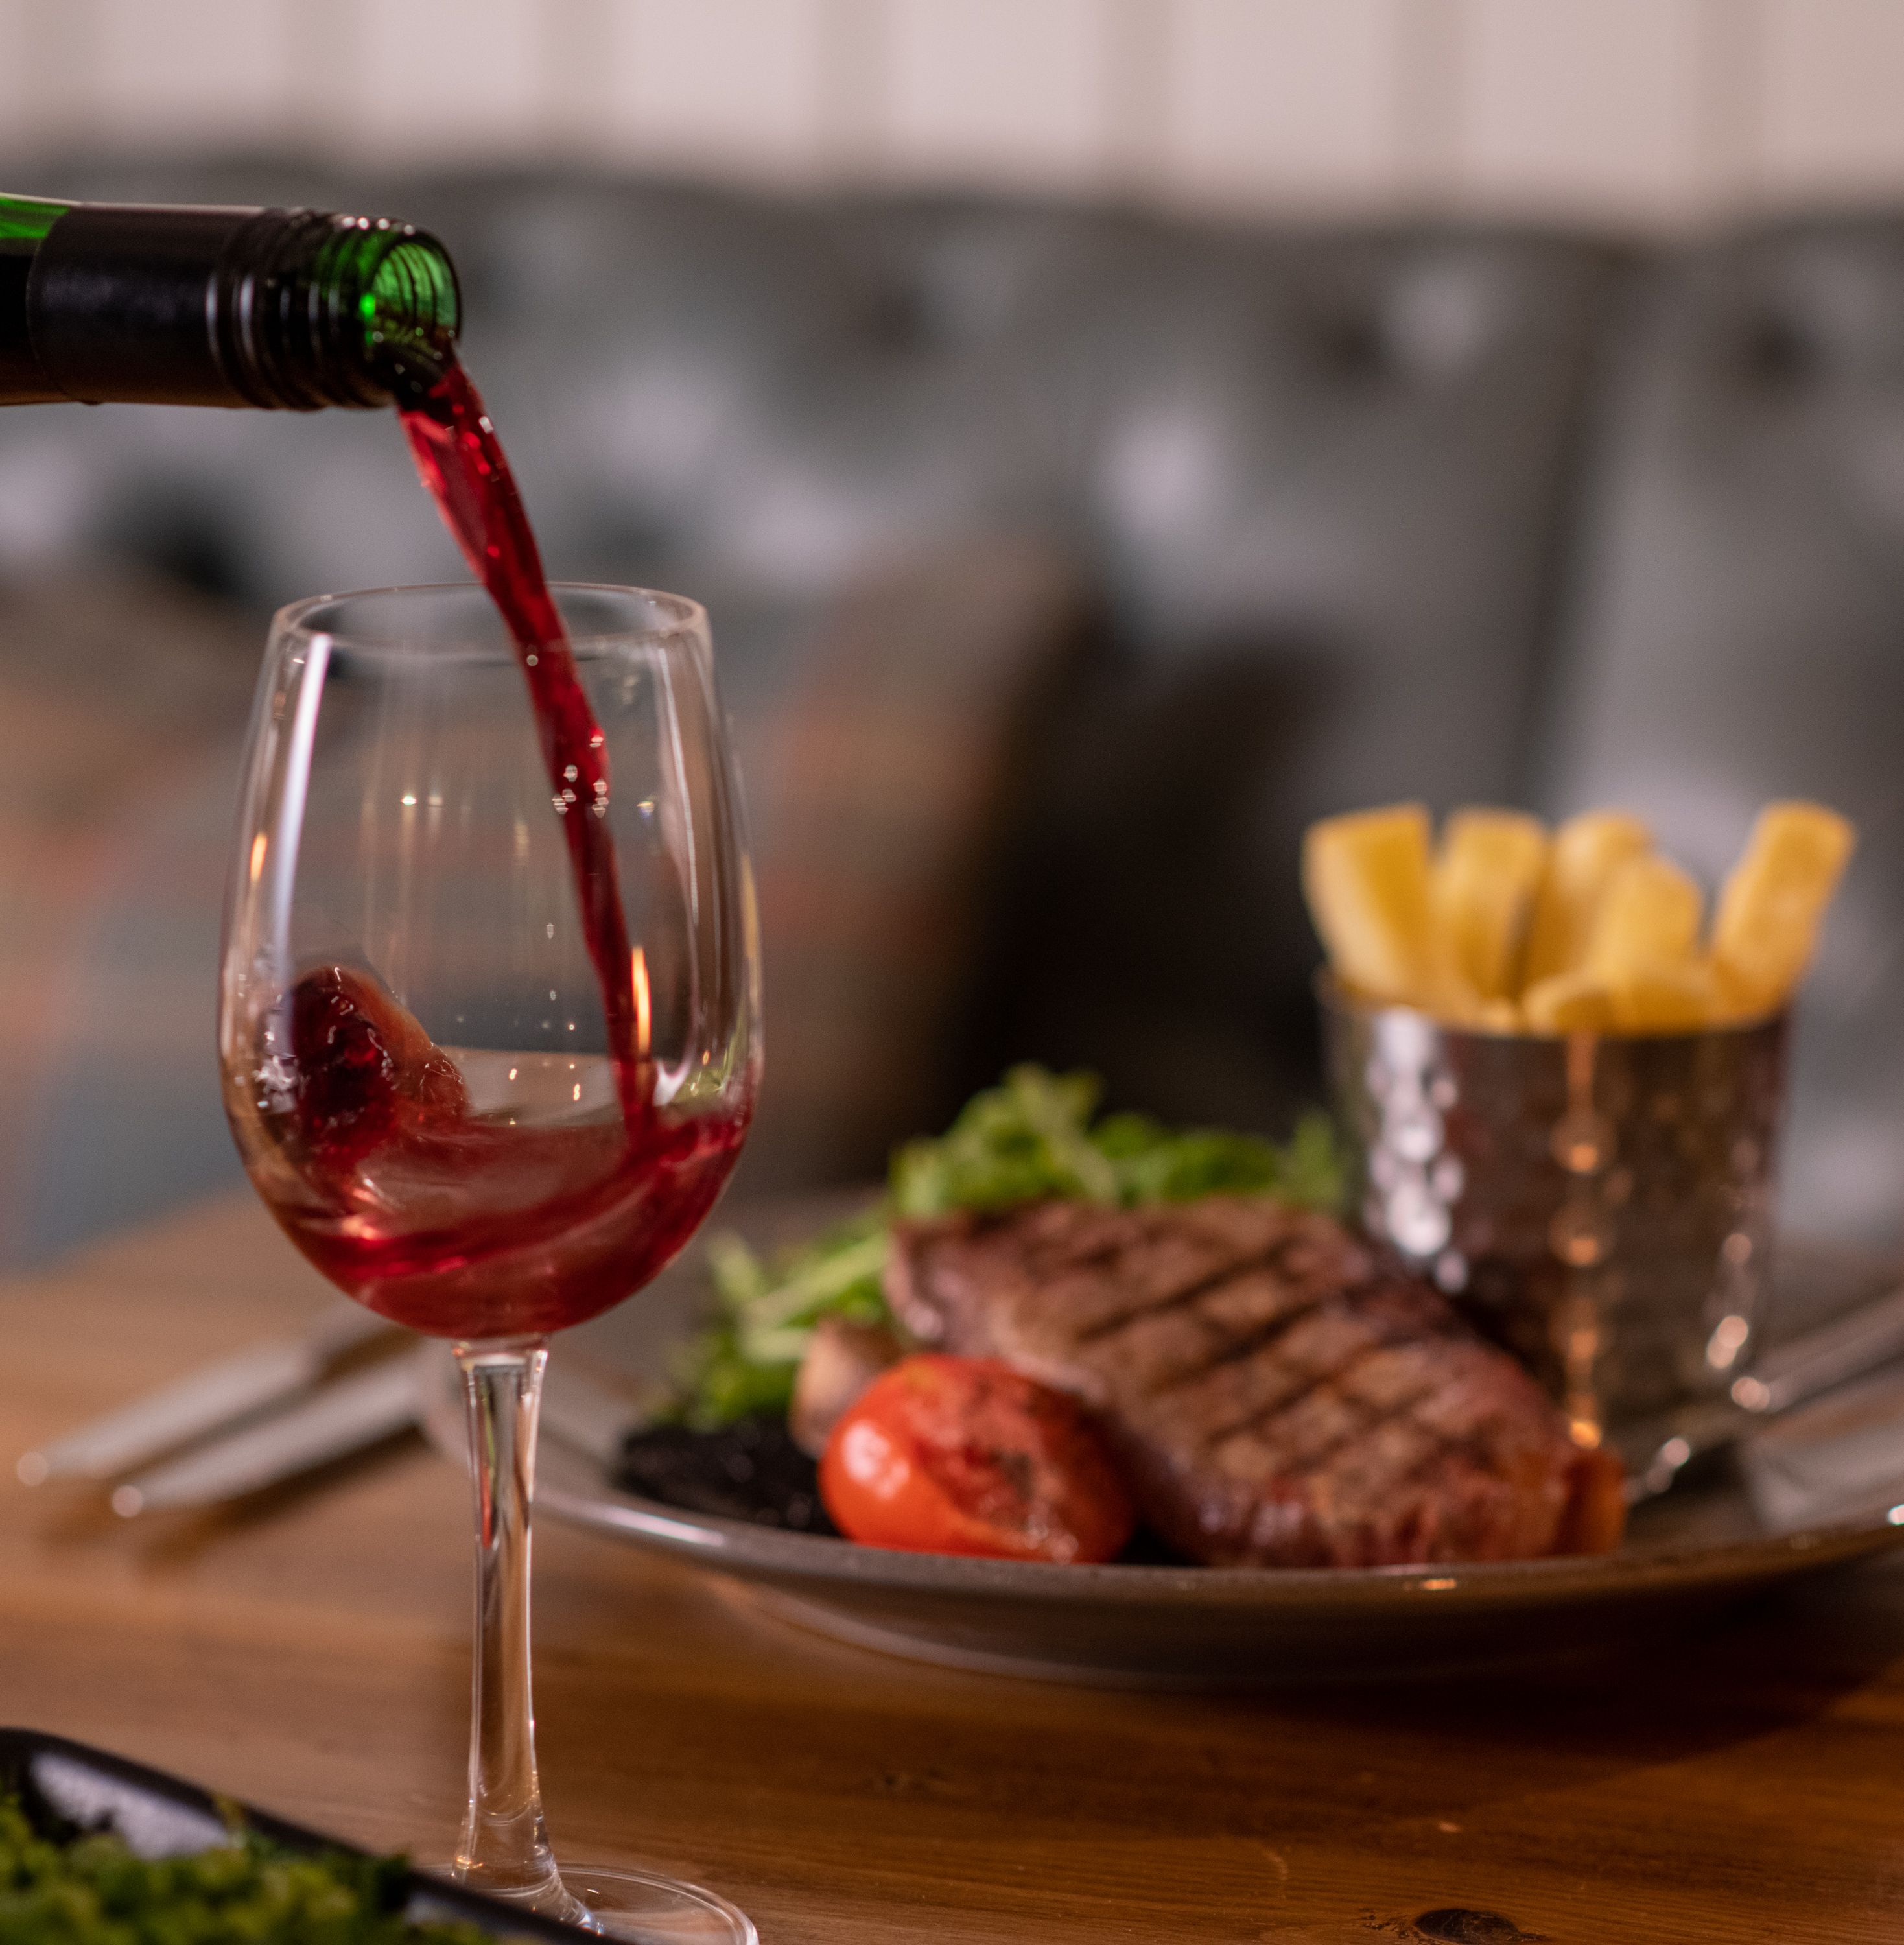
[0,1789,490,1945]
[0,1727,607,1942]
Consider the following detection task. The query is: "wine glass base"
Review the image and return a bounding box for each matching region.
[419,1859,755,1944]
[559,1865,758,1944]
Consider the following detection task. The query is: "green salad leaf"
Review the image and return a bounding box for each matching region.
[676,1066,1343,1430]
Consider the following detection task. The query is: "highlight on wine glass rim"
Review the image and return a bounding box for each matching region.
[1302,799,1855,1037]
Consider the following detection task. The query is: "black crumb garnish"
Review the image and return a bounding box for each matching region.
[616,1418,840,1535]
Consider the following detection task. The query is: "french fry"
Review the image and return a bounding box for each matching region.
[1306,796,1852,1036]
[1711,801,1856,1017]
[1521,810,1652,987]
[1609,959,1722,1033]
[1522,969,1618,1034]
[1431,808,1547,1002]
[1585,855,1702,985]
[1302,804,1446,1008]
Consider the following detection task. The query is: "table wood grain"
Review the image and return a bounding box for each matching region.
[6,1196,1904,1944]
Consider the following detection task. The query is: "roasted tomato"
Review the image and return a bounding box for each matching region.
[819,1354,1136,1563]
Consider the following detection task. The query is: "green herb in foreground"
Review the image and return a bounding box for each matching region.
[677,1066,1343,1428]
[0,1791,504,1945]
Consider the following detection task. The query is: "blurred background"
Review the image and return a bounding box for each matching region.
[6,0,1904,1267]
[7,0,1904,221]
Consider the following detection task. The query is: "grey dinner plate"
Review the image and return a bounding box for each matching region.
[424,1201,1904,1687]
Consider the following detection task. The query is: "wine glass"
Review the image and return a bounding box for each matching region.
[220,584,761,1941]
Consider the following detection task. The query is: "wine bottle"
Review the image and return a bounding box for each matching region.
[0,193,458,410]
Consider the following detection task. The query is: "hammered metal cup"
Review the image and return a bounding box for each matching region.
[1319,981,1789,1436]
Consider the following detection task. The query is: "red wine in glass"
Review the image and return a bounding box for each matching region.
[263,964,745,1338]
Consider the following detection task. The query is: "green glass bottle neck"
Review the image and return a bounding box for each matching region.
[0,194,460,410]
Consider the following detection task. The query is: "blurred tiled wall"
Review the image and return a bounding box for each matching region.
[2,0,1903,225]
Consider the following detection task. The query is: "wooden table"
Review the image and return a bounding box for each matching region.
[6,1196,1904,1944]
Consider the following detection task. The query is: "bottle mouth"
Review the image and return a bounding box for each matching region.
[327,217,462,403]
[226,210,463,410]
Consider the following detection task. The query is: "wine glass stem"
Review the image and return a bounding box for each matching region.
[453,1337,586,1923]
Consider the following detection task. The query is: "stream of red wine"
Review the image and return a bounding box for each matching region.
[398,362,647,1131]
[252,359,746,1339]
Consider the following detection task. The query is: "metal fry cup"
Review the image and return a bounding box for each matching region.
[1319,979,1790,1437]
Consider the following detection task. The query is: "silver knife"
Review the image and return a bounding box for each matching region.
[1623,1281,1904,1501]
[107,1352,423,1516]
[16,1302,395,1487]
[105,1352,658,1515]
[1729,1283,1904,1415]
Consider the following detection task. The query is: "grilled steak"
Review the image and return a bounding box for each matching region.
[885,1197,1621,1568]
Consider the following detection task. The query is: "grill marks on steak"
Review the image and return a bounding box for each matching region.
[885,1198,1603,1568]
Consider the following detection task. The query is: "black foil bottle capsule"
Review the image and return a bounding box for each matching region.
[0,193,460,410]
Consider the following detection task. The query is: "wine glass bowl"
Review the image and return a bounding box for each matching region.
[220,584,760,1940]
[221,584,757,1341]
